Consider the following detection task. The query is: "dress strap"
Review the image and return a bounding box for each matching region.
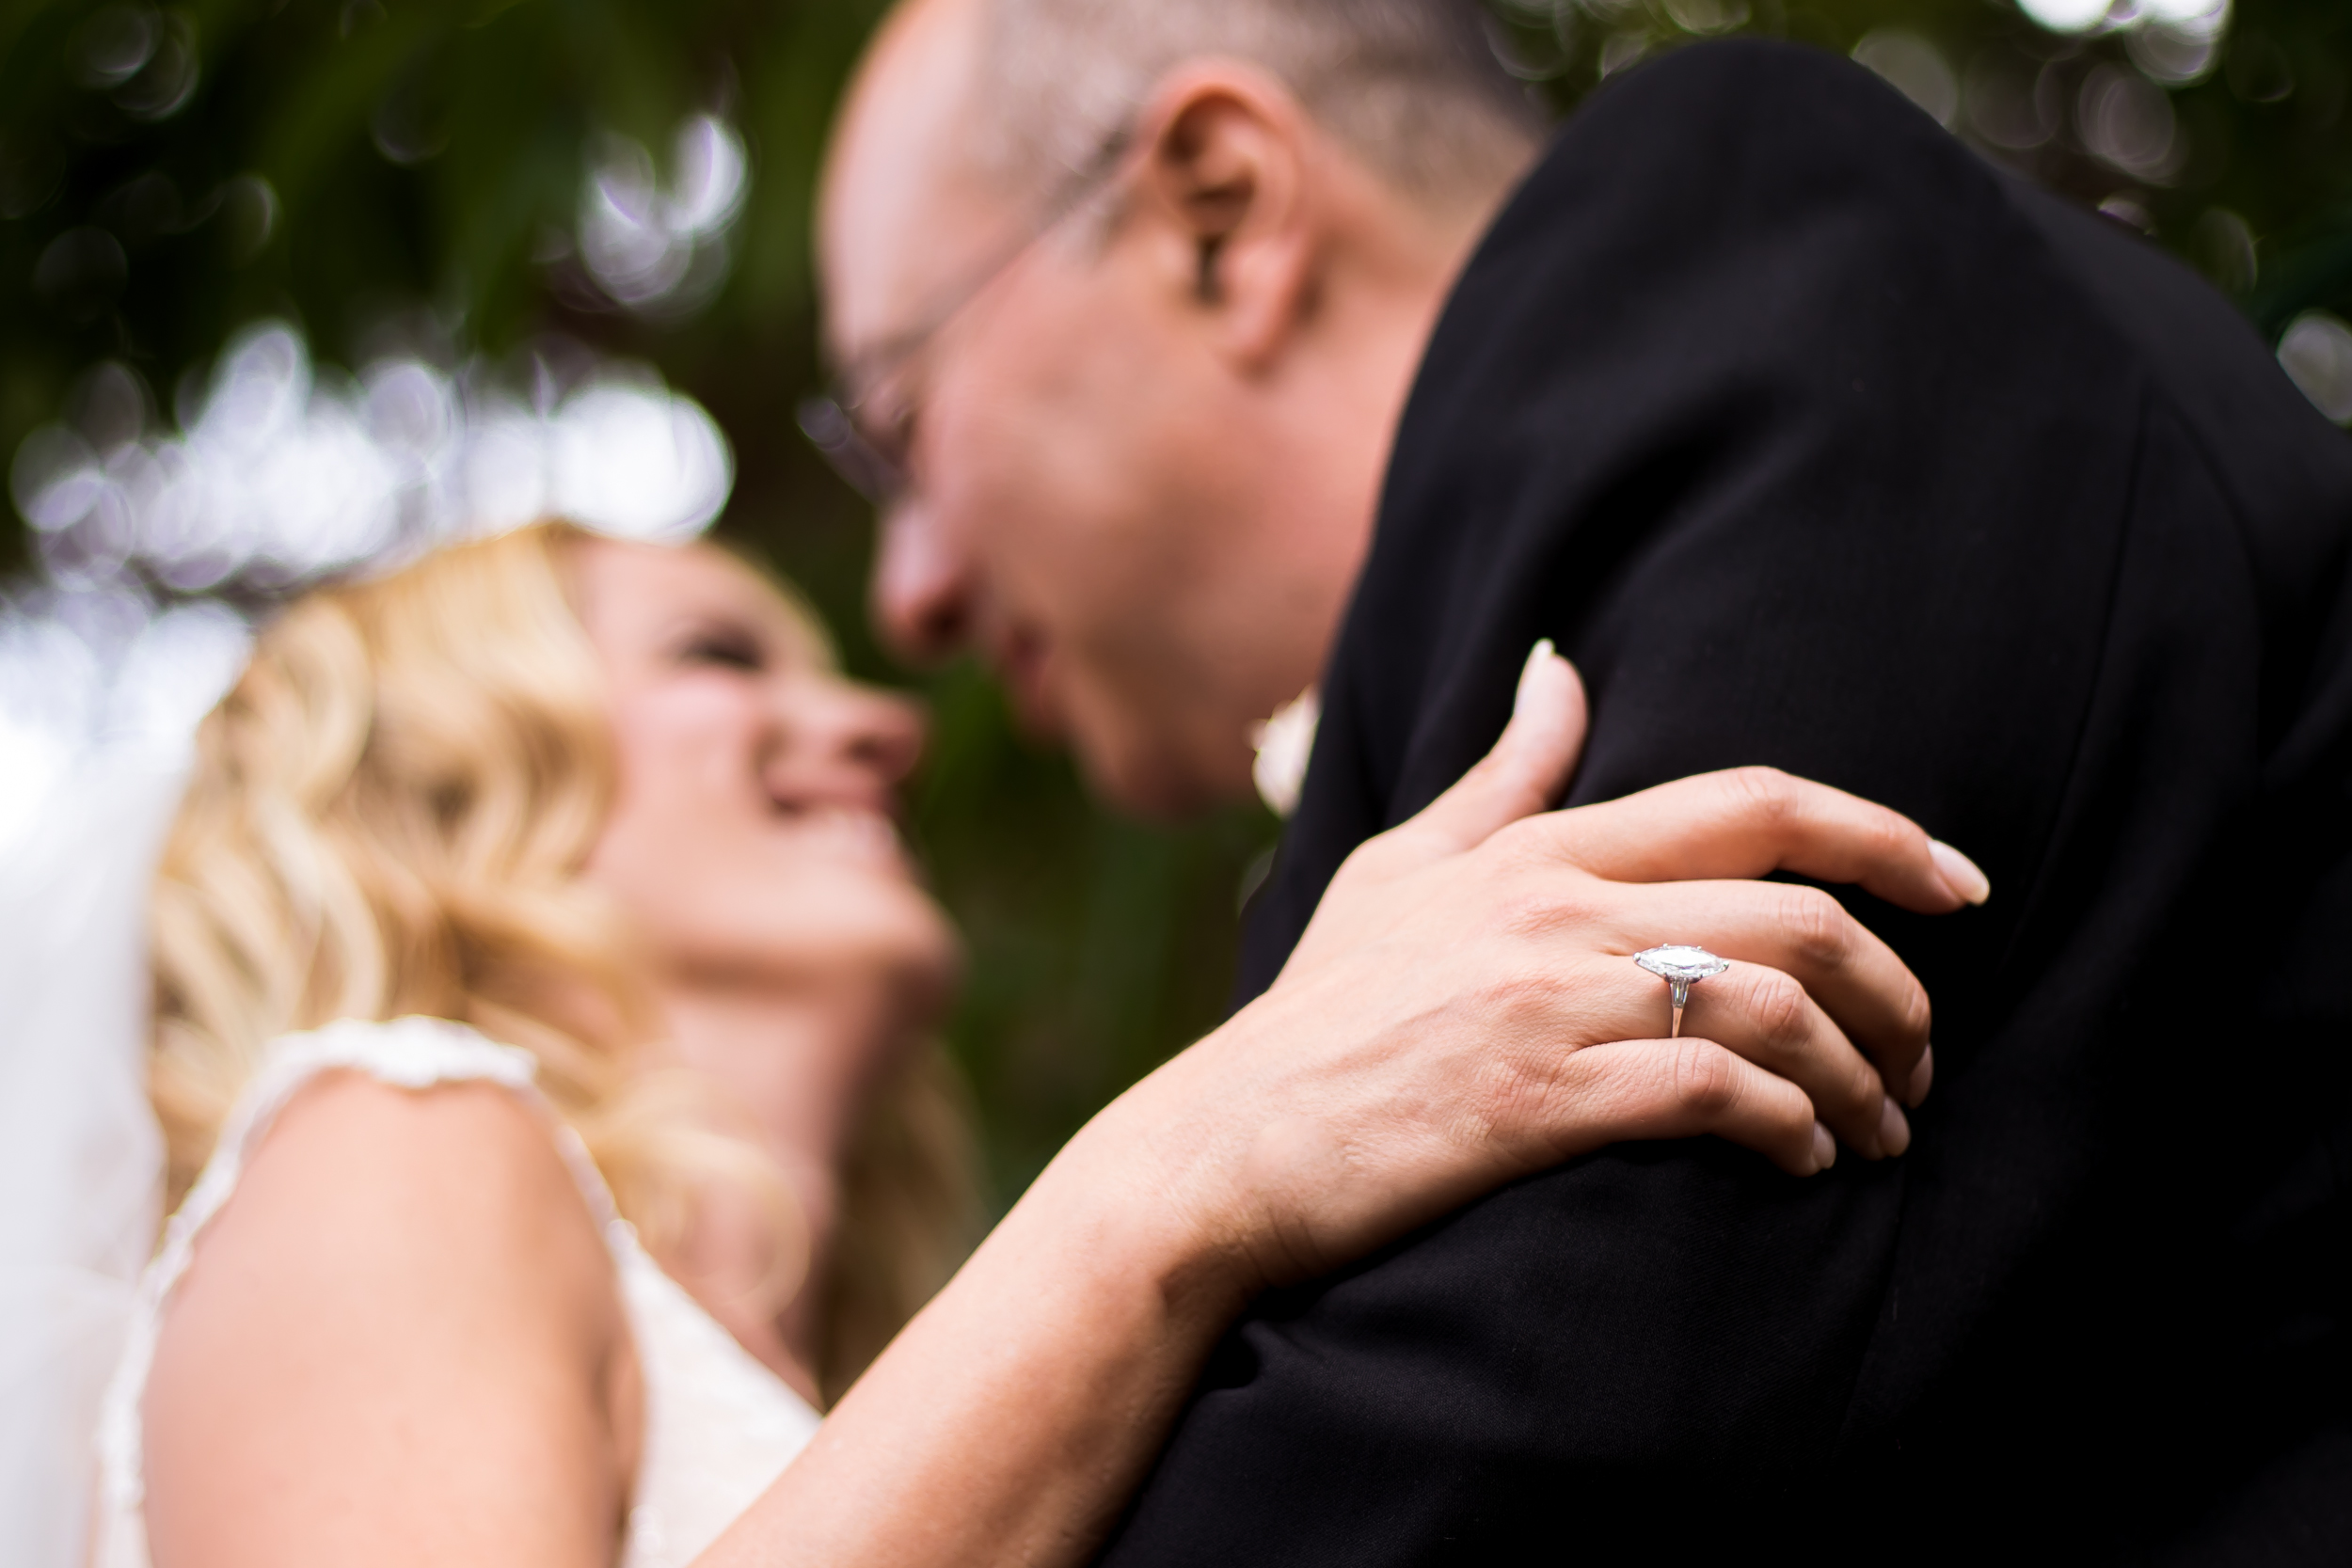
[95,1016,622,1532]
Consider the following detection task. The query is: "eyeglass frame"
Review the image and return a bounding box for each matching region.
[798,125,1138,507]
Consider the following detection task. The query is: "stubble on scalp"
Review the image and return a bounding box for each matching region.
[963,0,1545,209]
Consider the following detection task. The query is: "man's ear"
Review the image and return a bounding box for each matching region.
[1129,65,1320,369]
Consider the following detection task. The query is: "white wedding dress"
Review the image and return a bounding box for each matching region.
[89,1015,821,1568]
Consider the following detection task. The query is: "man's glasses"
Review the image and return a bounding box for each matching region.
[799,127,1135,507]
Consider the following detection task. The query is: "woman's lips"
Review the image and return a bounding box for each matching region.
[771,804,910,871]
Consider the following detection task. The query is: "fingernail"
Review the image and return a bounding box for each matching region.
[1877,1095,1911,1159]
[1905,1044,1934,1108]
[1929,840,1991,906]
[1811,1120,1836,1173]
[1513,639,1557,717]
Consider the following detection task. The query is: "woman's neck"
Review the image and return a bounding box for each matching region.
[649,976,904,1403]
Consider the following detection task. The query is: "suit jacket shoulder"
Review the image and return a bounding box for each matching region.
[1111,37,2352,1568]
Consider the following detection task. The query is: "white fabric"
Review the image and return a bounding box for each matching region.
[92,1016,819,1568]
[0,750,179,1568]
[1248,688,1320,818]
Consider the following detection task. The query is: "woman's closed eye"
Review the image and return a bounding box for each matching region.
[678,626,769,673]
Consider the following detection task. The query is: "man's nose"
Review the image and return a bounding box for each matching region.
[871,499,972,666]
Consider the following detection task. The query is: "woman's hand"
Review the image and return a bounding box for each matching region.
[1114,641,1987,1295]
[728,642,1989,1568]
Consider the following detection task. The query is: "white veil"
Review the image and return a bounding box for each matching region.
[0,595,246,1568]
[0,745,183,1567]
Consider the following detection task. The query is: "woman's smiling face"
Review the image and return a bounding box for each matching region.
[570,536,960,1029]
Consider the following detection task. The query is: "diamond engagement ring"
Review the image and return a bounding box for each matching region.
[1633,945,1730,1038]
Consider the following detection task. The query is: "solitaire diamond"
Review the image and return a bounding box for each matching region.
[1633,945,1729,984]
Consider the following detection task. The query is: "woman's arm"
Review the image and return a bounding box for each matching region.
[142,1072,642,1567]
[706,648,1975,1566]
[146,651,1972,1568]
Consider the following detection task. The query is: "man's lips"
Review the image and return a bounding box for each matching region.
[991,627,1064,736]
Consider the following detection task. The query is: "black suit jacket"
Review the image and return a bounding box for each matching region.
[1097,40,2352,1565]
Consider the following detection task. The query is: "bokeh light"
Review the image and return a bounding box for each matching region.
[10,320,731,592]
[2078,62,2182,181]
[577,114,749,314]
[2279,310,2352,425]
[2017,0,2114,33]
[0,321,735,861]
[1852,30,1959,129]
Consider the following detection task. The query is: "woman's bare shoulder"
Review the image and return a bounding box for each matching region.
[142,1069,641,1568]
[157,1069,623,1336]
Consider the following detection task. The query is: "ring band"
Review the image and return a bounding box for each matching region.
[1633,945,1729,1038]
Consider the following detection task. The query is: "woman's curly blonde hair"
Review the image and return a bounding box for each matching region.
[147,521,978,1400]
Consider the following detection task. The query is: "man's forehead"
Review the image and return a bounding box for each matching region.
[818,0,1016,366]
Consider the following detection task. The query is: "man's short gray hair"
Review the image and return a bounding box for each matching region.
[971,0,1546,204]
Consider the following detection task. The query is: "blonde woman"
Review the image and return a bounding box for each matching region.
[99,521,1974,1567]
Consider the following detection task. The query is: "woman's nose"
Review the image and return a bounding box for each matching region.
[847,689,926,785]
[791,679,927,789]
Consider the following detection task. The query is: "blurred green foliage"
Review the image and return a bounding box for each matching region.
[1489,0,2352,334]
[4,0,2347,1205]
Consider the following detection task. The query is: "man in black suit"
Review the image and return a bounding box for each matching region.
[814,0,2352,1557]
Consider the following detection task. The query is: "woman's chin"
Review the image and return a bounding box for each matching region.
[770,879,961,1012]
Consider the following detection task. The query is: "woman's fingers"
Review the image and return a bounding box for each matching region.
[1550,1037,1832,1178]
[1380,642,1587,867]
[1677,962,1907,1158]
[1603,879,1932,1104]
[1534,766,1989,914]
[1549,950,1902,1158]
